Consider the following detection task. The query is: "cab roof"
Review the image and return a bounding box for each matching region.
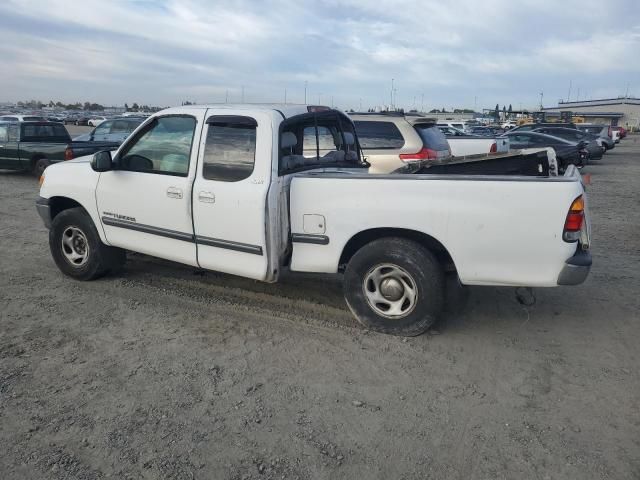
[158,104,337,119]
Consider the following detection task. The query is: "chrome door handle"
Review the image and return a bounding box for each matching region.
[198,191,215,203]
[166,187,183,199]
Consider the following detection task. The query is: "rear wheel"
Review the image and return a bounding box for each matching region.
[32,157,50,178]
[343,237,444,336]
[49,207,125,280]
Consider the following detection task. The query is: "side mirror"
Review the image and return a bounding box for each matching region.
[91,150,113,172]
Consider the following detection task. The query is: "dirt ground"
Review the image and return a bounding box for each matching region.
[1,135,639,480]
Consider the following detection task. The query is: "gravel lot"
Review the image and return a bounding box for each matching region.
[1,135,639,479]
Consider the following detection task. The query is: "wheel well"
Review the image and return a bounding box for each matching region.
[339,228,456,272]
[49,197,83,220]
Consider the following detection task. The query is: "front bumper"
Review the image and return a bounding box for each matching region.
[557,249,592,285]
[35,196,52,229]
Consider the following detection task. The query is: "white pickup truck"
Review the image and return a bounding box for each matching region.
[36,104,592,336]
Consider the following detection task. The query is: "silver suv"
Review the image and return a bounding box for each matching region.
[350,113,451,173]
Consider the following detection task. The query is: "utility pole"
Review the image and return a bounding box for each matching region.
[625,83,630,98]
[567,79,572,102]
[539,91,544,110]
[225,90,228,103]
[359,98,362,111]
[421,93,424,113]
[576,88,580,102]
[318,93,322,104]
[304,81,307,104]
[474,96,477,112]
[390,78,394,110]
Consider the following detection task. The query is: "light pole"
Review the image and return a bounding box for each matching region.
[304,81,307,104]
[390,78,394,110]
[421,93,424,113]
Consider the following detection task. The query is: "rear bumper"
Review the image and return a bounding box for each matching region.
[35,196,51,229]
[557,248,592,285]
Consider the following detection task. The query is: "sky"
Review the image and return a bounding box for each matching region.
[0,0,639,111]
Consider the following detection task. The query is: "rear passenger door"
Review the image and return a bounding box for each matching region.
[191,110,273,280]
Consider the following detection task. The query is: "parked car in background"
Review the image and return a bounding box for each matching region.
[437,121,468,132]
[73,117,145,144]
[509,122,577,133]
[350,113,452,173]
[0,114,46,122]
[501,121,517,130]
[576,124,616,150]
[437,125,509,156]
[36,104,591,336]
[74,116,91,126]
[470,126,497,136]
[0,121,120,177]
[503,131,588,170]
[611,126,627,139]
[46,115,65,123]
[88,116,108,127]
[531,126,603,160]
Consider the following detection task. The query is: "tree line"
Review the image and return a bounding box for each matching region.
[14,100,163,112]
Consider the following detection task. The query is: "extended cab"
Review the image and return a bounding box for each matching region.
[37,105,592,336]
[0,121,119,177]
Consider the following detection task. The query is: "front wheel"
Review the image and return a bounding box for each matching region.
[49,207,125,280]
[343,237,444,336]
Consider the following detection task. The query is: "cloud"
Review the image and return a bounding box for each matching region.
[0,0,638,109]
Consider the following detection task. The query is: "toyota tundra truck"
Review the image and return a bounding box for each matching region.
[36,105,592,336]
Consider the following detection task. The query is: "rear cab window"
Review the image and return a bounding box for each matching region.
[20,123,70,142]
[353,121,405,149]
[279,111,362,175]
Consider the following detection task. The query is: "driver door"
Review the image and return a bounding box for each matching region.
[95,111,204,266]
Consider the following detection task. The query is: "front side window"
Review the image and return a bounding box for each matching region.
[354,121,404,149]
[119,116,196,176]
[0,125,7,142]
[93,121,111,136]
[202,117,257,182]
[112,120,136,133]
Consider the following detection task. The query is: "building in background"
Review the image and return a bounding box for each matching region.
[542,97,640,129]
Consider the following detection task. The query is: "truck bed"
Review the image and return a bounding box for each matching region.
[288,165,584,287]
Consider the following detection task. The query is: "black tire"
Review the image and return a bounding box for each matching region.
[343,237,444,336]
[49,207,125,281]
[32,157,50,178]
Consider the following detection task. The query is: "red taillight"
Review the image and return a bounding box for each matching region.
[489,142,497,153]
[563,195,585,242]
[64,147,74,161]
[399,147,438,162]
